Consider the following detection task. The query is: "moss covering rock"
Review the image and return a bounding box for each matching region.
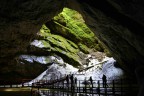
[38,25,81,66]
[46,8,107,53]
[33,8,111,66]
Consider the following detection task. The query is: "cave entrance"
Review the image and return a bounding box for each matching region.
[18,7,125,82]
[0,7,139,96]
[17,7,138,96]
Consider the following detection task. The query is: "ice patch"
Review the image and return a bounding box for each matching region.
[27,55,124,85]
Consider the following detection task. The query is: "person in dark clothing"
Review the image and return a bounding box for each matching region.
[66,75,69,87]
[97,80,100,95]
[89,76,93,93]
[74,77,77,89]
[70,74,74,84]
[70,74,74,90]
[102,74,107,88]
[89,76,93,84]
[74,77,77,85]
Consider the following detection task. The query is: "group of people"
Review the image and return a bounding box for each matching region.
[89,74,107,88]
[66,74,77,89]
[65,74,107,88]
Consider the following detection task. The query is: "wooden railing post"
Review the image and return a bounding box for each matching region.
[75,78,77,92]
[91,80,94,95]
[97,80,100,96]
[22,80,24,87]
[63,80,64,89]
[112,80,115,95]
[79,80,80,93]
[85,80,87,93]
[105,87,107,96]
[121,79,123,96]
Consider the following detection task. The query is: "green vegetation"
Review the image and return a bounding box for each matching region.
[47,7,104,52]
[78,43,89,54]
[39,25,80,66]
[34,7,111,66]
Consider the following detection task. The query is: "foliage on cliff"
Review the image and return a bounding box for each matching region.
[34,8,111,66]
[38,25,81,66]
[46,8,106,53]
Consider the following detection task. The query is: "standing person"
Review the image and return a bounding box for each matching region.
[74,77,77,91]
[70,74,74,90]
[102,74,107,88]
[89,76,93,93]
[89,76,93,84]
[97,80,100,96]
[74,77,77,85]
[66,75,69,87]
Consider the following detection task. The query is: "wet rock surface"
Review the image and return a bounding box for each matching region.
[0,0,66,79]
[67,0,144,74]
[1,0,144,82]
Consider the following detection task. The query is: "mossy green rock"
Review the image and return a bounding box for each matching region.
[39,25,80,66]
[36,8,111,66]
[46,8,106,53]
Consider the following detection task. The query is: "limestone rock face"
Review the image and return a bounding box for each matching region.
[0,0,65,79]
[1,0,144,81]
[1,0,144,95]
[47,8,105,53]
[67,0,144,74]
[31,8,108,67]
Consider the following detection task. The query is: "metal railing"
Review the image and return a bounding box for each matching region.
[0,77,139,96]
[31,78,139,96]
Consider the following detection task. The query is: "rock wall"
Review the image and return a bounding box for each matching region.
[66,1,144,95]
[0,0,144,87]
[67,0,144,74]
[0,0,66,79]
[30,8,109,67]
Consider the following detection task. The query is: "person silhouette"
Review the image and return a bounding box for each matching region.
[74,77,77,89]
[66,75,69,87]
[102,74,107,88]
[89,76,93,92]
[97,80,100,95]
[74,77,77,85]
[70,74,74,90]
[89,76,93,84]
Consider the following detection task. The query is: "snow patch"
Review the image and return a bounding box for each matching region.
[26,55,124,85]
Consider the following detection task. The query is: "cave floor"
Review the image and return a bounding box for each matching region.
[0,87,33,96]
[0,87,50,96]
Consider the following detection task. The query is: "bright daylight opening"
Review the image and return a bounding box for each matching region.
[19,8,124,83]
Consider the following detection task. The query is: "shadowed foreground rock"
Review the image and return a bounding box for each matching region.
[1,0,144,95]
[66,0,144,96]
[0,0,66,79]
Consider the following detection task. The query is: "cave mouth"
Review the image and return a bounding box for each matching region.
[0,3,140,95]
[0,7,127,81]
[17,7,126,82]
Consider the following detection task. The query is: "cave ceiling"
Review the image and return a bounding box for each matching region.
[0,0,144,78]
